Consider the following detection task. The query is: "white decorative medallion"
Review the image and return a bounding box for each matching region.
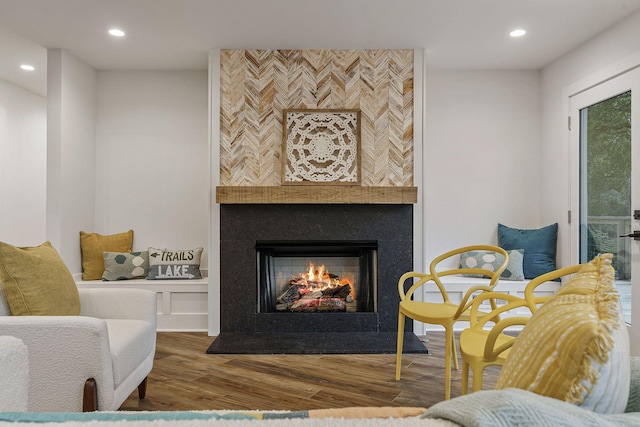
[282,109,361,184]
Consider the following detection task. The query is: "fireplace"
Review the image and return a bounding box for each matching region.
[208,203,427,354]
[256,240,377,314]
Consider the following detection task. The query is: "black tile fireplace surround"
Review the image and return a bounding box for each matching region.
[209,203,426,354]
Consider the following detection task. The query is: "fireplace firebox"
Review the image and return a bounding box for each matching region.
[256,240,377,314]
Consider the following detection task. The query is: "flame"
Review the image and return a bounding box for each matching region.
[297,262,349,289]
[281,262,356,311]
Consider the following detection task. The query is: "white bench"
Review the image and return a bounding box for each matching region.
[74,270,208,332]
[422,275,562,331]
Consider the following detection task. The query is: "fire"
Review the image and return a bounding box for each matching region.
[297,262,343,289]
[303,263,327,285]
[278,262,355,312]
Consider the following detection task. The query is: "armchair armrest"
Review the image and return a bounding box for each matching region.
[454,284,496,319]
[79,288,156,328]
[398,271,448,302]
[0,335,28,411]
[468,291,529,327]
[0,316,115,411]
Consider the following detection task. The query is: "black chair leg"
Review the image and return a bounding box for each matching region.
[138,376,148,399]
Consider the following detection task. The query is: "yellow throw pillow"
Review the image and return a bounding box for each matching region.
[0,241,80,316]
[496,253,630,414]
[80,230,133,280]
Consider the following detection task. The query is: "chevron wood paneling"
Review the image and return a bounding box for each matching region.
[219,49,414,187]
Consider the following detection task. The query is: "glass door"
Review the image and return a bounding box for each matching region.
[570,68,640,355]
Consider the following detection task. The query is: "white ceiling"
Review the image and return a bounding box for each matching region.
[2,0,640,97]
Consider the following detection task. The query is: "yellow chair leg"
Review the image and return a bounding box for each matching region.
[444,327,452,400]
[461,361,469,395]
[451,332,459,370]
[472,364,484,392]
[395,312,405,380]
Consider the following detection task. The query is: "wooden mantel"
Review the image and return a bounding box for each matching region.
[216,186,418,204]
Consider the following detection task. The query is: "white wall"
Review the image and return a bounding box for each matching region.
[47,49,97,272]
[0,80,46,245]
[95,71,209,269]
[541,10,640,268]
[424,70,542,265]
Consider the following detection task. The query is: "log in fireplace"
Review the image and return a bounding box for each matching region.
[256,240,377,314]
[208,203,428,354]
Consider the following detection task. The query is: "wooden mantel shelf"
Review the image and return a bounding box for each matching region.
[216,186,418,204]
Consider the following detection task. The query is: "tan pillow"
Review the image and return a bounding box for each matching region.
[80,230,133,280]
[0,241,80,316]
[496,253,630,414]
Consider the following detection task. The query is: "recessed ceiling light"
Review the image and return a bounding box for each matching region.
[20,64,35,71]
[509,29,527,38]
[108,28,125,37]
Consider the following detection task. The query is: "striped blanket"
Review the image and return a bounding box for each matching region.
[423,388,640,427]
[0,407,455,427]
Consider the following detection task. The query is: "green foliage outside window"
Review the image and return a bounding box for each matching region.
[585,91,631,217]
[583,91,631,279]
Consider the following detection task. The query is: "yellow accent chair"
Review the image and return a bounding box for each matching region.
[395,245,509,400]
[458,264,583,394]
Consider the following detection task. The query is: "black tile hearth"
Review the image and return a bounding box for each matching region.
[206,332,429,355]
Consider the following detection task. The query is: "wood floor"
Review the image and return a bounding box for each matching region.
[120,331,501,411]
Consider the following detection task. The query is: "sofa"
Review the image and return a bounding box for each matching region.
[0,287,157,412]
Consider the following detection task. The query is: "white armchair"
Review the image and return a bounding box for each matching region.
[0,335,29,411]
[0,287,156,412]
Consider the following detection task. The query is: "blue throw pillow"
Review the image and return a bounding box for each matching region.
[498,223,558,279]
